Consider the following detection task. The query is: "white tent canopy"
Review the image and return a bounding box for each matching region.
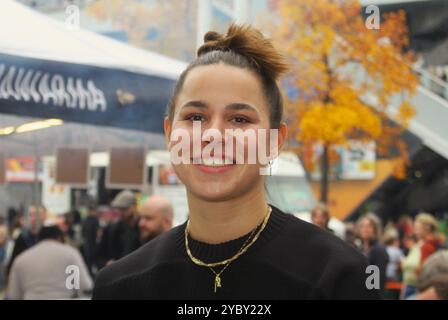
[0,0,187,79]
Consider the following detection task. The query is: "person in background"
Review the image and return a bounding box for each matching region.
[107,190,140,261]
[414,250,448,300]
[402,234,417,257]
[3,210,23,277]
[415,213,441,263]
[0,217,7,291]
[311,203,333,233]
[401,213,441,299]
[52,214,73,246]
[66,209,83,249]
[357,212,389,293]
[397,215,414,255]
[82,204,100,276]
[383,229,404,282]
[138,195,174,245]
[6,208,20,235]
[7,205,47,274]
[7,225,92,300]
[344,221,357,248]
[382,228,404,299]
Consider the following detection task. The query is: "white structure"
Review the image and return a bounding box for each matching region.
[0,0,187,79]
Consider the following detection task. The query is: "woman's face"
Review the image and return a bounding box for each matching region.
[414,221,428,240]
[312,210,328,229]
[165,63,286,202]
[359,218,376,241]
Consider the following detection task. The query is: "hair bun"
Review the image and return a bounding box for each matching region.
[203,31,223,42]
[197,24,289,81]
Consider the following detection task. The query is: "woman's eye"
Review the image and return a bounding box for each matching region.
[231,117,249,124]
[187,114,205,122]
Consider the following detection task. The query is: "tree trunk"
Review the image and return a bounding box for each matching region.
[320,144,329,204]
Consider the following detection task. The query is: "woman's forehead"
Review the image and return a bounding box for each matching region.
[178,63,267,110]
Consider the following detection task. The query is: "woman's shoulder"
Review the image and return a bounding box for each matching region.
[93,224,184,294]
[268,206,369,272]
[262,207,380,299]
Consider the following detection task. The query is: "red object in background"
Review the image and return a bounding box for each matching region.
[421,236,440,264]
[385,281,403,291]
[6,156,39,182]
[404,221,414,237]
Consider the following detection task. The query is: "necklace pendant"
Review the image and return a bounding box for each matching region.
[214,275,222,293]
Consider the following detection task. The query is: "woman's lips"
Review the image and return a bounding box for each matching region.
[192,158,236,174]
[194,163,236,174]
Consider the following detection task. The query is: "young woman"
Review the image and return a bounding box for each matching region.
[356,213,389,293]
[93,24,380,300]
[401,213,440,299]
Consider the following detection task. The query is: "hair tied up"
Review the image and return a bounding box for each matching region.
[197,23,289,81]
[203,31,223,42]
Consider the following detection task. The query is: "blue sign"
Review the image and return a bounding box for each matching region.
[0,53,177,133]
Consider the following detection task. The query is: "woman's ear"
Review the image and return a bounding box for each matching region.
[164,116,171,149]
[275,122,288,154]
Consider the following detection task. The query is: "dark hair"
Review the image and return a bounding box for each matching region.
[166,24,289,128]
[38,226,64,242]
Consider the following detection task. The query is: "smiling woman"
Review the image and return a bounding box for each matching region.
[92,24,381,300]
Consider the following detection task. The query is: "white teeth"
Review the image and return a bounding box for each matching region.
[201,158,227,166]
[202,158,214,166]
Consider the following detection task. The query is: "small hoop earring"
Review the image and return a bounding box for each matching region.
[268,159,273,176]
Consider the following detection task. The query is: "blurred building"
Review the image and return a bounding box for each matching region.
[17,0,271,62]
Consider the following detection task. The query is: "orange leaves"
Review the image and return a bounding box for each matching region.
[397,101,416,126]
[391,140,410,179]
[298,84,382,145]
[380,10,410,48]
[276,0,418,176]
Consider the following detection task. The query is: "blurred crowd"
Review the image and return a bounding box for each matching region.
[0,190,173,299]
[1,195,447,300]
[311,204,448,300]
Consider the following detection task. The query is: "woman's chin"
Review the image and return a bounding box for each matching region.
[175,165,262,202]
[189,183,241,202]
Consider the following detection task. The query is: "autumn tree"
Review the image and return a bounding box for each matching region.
[275,0,418,203]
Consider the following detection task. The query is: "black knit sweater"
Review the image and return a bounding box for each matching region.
[92,205,381,300]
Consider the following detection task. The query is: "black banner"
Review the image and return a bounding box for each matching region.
[0,53,177,133]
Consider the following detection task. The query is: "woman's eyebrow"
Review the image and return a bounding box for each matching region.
[180,100,208,110]
[180,101,259,114]
[225,103,259,114]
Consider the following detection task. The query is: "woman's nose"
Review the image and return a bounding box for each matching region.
[201,117,226,141]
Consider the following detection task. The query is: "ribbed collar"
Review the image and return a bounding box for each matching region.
[175,204,288,263]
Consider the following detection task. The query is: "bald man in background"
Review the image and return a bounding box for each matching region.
[138,195,173,244]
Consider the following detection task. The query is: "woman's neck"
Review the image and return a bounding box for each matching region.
[362,238,375,250]
[186,183,269,244]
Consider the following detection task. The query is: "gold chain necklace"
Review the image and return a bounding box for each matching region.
[185,205,272,293]
[207,226,258,293]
